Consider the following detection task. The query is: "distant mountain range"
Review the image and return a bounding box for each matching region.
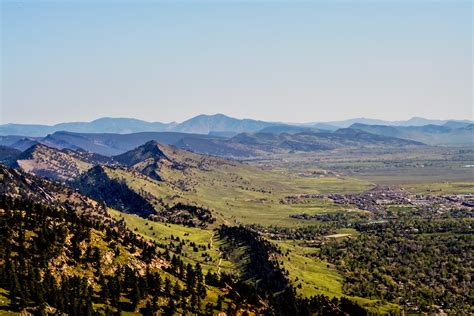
[0,114,277,137]
[350,123,473,146]
[2,113,472,137]
[0,117,170,136]
[0,114,471,152]
[1,128,423,162]
[314,117,472,128]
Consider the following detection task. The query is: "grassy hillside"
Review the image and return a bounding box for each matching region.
[109,209,402,314]
[91,143,373,227]
[0,169,238,315]
[108,209,236,276]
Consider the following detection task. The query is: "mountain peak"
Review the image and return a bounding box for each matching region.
[175,113,273,134]
[114,140,169,167]
[19,143,55,158]
[196,113,230,119]
[141,139,167,152]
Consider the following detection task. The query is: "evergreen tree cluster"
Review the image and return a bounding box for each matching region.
[319,218,473,314]
[0,196,215,314]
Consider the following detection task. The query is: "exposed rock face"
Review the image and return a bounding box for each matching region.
[13,144,94,181]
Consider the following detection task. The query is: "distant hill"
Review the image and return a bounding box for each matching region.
[442,121,473,129]
[0,118,170,136]
[10,138,41,151]
[0,114,277,137]
[208,130,239,137]
[322,117,473,128]
[1,131,233,157]
[240,129,422,153]
[173,113,276,134]
[2,127,425,160]
[258,125,328,134]
[308,123,340,131]
[0,145,21,164]
[173,135,257,157]
[173,129,424,157]
[53,117,171,134]
[41,131,222,156]
[0,135,41,151]
[2,114,471,137]
[350,123,474,146]
[0,124,55,137]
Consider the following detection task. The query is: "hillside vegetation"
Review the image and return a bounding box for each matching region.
[0,133,472,315]
[0,165,372,315]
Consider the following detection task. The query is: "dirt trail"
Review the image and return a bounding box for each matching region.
[209,232,213,248]
[209,231,223,274]
[217,258,222,274]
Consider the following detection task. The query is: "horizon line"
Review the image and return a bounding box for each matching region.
[1,113,473,126]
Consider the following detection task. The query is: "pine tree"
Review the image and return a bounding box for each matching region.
[164,298,175,316]
[129,280,141,311]
[216,295,223,310]
[164,277,171,295]
[173,281,181,298]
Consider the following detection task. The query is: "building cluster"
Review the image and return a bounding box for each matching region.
[329,186,474,213]
[280,194,324,204]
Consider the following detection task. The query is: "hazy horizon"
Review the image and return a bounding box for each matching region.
[1,1,472,125]
[1,112,473,127]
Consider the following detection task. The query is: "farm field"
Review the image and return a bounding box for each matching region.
[247,147,474,187]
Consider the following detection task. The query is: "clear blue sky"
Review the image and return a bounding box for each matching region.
[1,0,472,124]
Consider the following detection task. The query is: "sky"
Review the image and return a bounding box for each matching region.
[1,0,472,125]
